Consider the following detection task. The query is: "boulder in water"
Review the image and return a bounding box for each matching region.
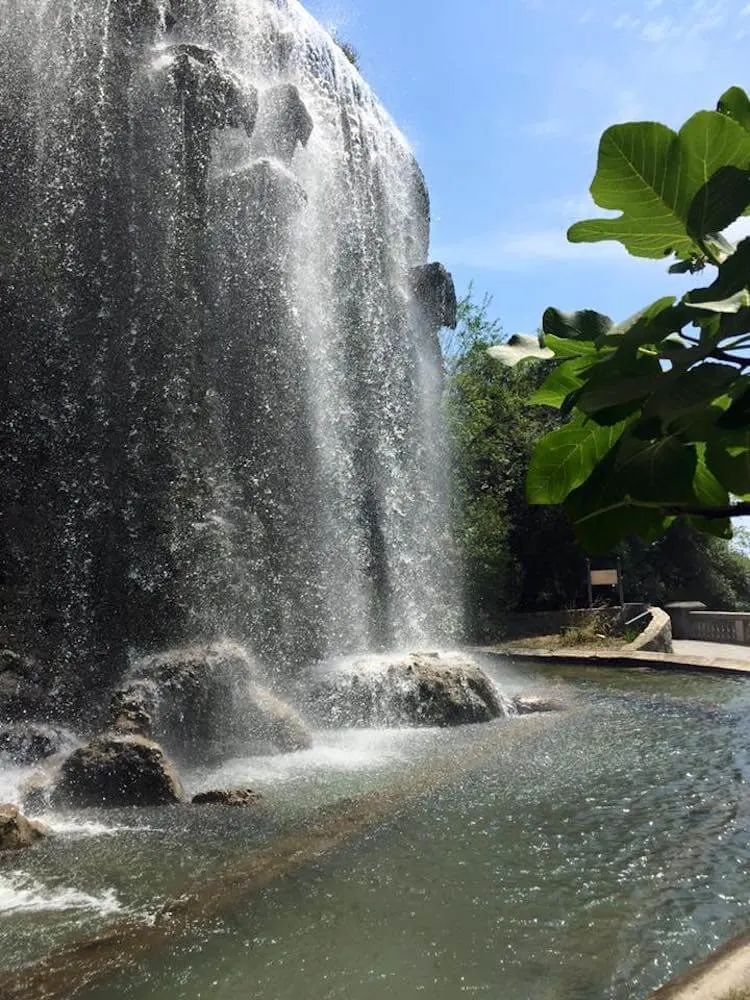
[52,734,185,808]
[0,804,48,851]
[112,642,312,764]
[305,651,509,728]
[192,787,267,808]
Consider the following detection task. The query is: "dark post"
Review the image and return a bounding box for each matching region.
[586,559,593,608]
[617,558,624,607]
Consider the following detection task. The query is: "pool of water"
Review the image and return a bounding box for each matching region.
[3,657,750,1000]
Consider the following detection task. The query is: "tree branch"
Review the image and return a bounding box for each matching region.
[661,502,750,519]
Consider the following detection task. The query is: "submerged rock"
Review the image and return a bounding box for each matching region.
[513,695,567,716]
[304,651,509,728]
[0,722,78,765]
[0,804,47,851]
[111,642,312,764]
[192,787,266,808]
[52,734,185,808]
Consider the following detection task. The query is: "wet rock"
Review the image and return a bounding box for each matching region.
[19,770,55,815]
[163,44,258,136]
[112,642,312,764]
[513,695,566,716]
[192,787,266,808]
[305,651,509,728]
[255,83,313,163]
[410,262,458,332]
[0,804,47,851]
[0,651,45,722]
[52,734,185,808]
[0,722,78,765]
[109,683,153,739]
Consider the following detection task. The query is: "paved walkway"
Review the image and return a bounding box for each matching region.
[672,639,750,663]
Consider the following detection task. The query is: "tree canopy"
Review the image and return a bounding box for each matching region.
[491,86,750,554]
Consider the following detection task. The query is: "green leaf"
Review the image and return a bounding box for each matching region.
[706,434,750,494]
[530,358,592,408]
[570,503,671,554]
[643,363,739,425]
[718,87,750,136]
[526,416,631,505]
[687,166,750,240]
[692,448,730,507]
[542,334,602,358]
[609,296,685,352]
[686,289,750,314]
[568,112,750,259]
[688,238,750,307]
[568,121,693,259]
[542,308,613,343]
[487,334,553,368]
[614,435,698,503]
[686,516,732,539]
[718,383,750,429]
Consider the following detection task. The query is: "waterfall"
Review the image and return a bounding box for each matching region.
[0,0,460,704]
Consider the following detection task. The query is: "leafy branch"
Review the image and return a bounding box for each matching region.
[490,86,750,553]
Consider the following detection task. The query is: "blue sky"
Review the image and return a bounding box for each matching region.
[305,0,750,336]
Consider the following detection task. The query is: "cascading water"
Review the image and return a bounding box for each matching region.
[0,0,460,705]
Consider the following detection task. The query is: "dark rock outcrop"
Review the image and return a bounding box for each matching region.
[304,651,509,728]
[112,643,312,764]
[52,734,185,808]
[0,722,77,765]
[0,804,48,851]
[255,83,313,163]
[0,650,45,721]
[410,262,458,332]
[192,787,266,808]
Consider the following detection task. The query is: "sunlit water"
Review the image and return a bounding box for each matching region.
[3,660,750,999]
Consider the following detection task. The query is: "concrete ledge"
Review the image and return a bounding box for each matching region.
[647,927,750,999]
[477,646,750,676]
[626,607,673,653]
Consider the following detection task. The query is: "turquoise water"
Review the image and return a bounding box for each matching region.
[4,659,750,1000]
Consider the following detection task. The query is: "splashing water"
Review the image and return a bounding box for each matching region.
[0,0,460,698]
[0,873,122,918]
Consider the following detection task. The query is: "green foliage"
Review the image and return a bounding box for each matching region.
[331,33,360,69]
[447,290,750,637]
[491,86,750,553]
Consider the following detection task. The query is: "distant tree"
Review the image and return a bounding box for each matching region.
[446,291,750,637]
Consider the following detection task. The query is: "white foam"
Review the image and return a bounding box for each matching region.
[0,872,122,917]
[0,766,26,806]
[42,818,159,838]
[188,727,439,791]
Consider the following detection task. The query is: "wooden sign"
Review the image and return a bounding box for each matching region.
[590,569,619,587]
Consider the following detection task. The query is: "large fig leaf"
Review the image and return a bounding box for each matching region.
[568,112,750,259]
[526,416,631,505]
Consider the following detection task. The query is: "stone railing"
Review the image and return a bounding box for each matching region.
[665,603,750,645]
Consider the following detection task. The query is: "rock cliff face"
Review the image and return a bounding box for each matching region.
[0,0,458,710]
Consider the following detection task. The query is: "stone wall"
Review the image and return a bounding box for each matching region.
[666,603,750,645]
[498,604,649,640]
